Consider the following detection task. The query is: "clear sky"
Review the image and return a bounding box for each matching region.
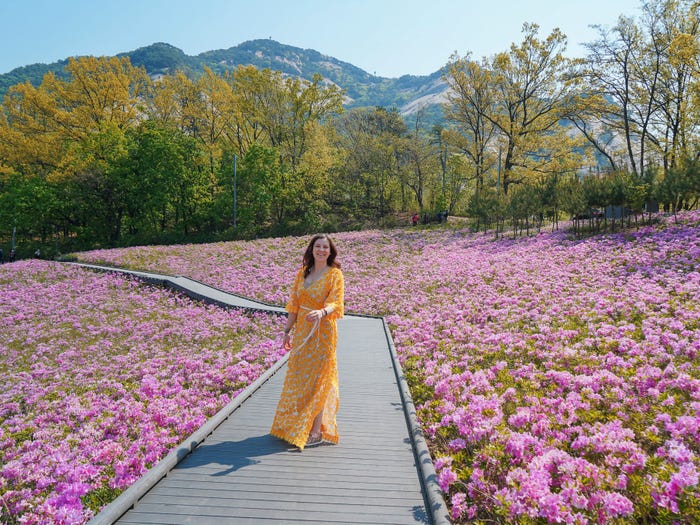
[0,0,643,77]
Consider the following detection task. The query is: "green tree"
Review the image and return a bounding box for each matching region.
[121,121,208,238]
[234,143,279,232]
[581,1,700,178]
[584,16,652,177]
[442,53,498,190]
[0,172,57,255]
[443,154,472,214]
[0,56,151,246]
[230,67,343,226]
[655,157,700,213]
[559,175,587,222]
[647,0,700,171]
[334,107,407,219]
[398,117,440,213]
[487,24,586,194]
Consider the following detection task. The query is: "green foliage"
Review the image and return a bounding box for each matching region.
[81,484,123,514]
[655,159,700,213]
[2,15,700,255]
[0,60,71,99]
[121,121,208,237]
[467,185,506,230]
[230,143,278,234]
[120,42,192,74]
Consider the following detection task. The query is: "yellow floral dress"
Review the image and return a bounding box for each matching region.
[271,266,344,450]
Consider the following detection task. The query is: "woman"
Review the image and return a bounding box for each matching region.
[271,234,344,450]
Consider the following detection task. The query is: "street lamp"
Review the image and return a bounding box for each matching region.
[233,154,237,228]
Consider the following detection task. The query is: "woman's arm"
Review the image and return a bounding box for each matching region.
[283,312,298,334]
[282,312,298,350]
[323,269,344,320]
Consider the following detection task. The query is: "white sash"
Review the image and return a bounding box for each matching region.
[295,305,321,350]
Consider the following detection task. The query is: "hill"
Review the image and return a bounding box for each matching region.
[0,40,448,121]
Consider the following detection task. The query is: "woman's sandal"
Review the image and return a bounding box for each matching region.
[305,431,323,447]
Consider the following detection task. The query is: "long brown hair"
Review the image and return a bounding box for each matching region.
[302,234,341,277]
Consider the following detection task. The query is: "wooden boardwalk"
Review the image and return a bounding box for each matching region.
[74,264,449,525]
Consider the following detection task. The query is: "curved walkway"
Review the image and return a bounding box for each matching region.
[71,263,450,525]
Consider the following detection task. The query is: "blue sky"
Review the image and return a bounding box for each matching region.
[1,0,642,77]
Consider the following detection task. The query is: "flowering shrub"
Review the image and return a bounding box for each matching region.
[0,261,284,524]
[78,211,700,522]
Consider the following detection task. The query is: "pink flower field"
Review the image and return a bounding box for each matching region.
[4,211,698,524]
[76,212,700,524]
[0,261,284,524]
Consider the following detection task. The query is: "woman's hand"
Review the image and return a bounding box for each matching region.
[283,332,293,350]
[305,309,325,322]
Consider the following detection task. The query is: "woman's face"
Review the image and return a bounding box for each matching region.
[313,238,331,264]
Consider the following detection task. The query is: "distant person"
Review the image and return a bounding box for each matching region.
[271,234,344,450]
[34,248,41,259]
[412,213,419,226]
[8,249,15,262]
[0,248,3,263]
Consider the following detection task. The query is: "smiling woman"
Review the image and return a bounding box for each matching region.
[271,234,345,450]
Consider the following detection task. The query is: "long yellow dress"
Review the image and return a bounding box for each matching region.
[271,266,344,450]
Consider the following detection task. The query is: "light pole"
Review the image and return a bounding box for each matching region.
[233,154,237,228]
[497,145,502,194]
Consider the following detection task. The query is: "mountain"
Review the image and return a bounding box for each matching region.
[0,40,448,122]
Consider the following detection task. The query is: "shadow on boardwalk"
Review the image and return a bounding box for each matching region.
[178,434,289,476]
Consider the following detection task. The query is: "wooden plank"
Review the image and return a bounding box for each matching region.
[176,454,421,475]
[161,470,422,492]
[120,505,429,525]
[119,512,428,525]
[148,481,424,503]
[132,496,425,516]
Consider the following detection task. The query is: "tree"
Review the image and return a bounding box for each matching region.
[397,115,440,213]
[443,154,472,214]
[655,156,700,213]
[229,67,343,226]
[442,53,498,190]
[334,107,407,219]
[584,17,649,176]
[559,175,587,223]
[507,182,541,235]
[0,172,57,253]
[0,56,151,244]
[230,67,343,168]
[233,143,279,232]
[121,121,208,237]
[227,66,277,155]
[487,24,586,194]
[147,68,237,198]
[646,0,700,172]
